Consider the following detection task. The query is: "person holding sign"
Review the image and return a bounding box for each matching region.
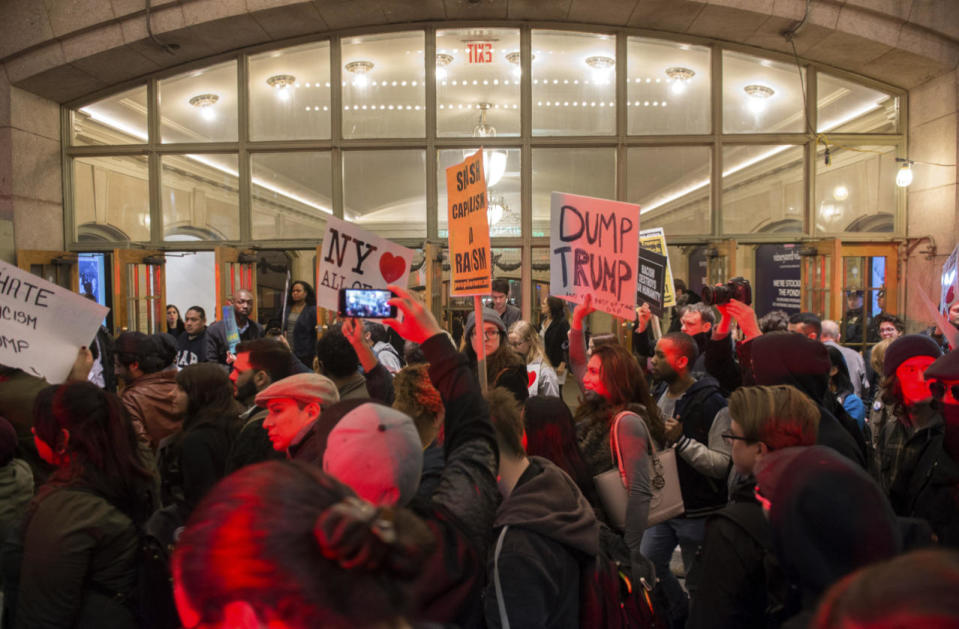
[464,308,528,404]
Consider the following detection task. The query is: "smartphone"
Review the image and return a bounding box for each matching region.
[338,288,396,319]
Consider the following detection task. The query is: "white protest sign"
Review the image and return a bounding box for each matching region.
[550,191,640,319]
[940,244,958,314]
[0,259,109,383]
[316,216,416,311]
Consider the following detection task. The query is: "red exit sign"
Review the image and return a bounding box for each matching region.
[467,42,493,64]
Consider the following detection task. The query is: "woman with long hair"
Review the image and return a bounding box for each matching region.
[508,320,559,397]
[166,304,185,338]
[568,295,665,565]
[827,345,866,429]
[6,382,155,628]
[540,296,570,395]
[161,363,240,519]
[463,308,529,402]
[287,281,318,367]
[173,461,434,629]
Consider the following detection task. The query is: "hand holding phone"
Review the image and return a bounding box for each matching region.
[382,285,443,344]
[338,288,397,319]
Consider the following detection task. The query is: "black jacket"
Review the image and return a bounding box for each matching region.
[225,407,283,475]
[175,329,210,368]
[485,457,599,629]
[543,318,570,372]
[206,318,264,365]
[159,420,234,518]
[290,305,318,367]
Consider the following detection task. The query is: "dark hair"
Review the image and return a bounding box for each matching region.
[392,365,443,447]
[524,396,599,505]
[589,333,617,352]
[33,382,152,520]
[546,296,567,321]
[759,309,791,334]
[680,303,715,325]
[364,321,390,345]
[174,461,434,629]
[826,345,855,399]
[491,278,510,295]
[874,313,905,333]
[662,331,699,367]
[236,338,295,383]
[674,279,688,293]
[575,343,666,446]
[316,325,360,379]
[176,363,240,430]
[403,341,426,365]
[186,305,206,321]
[463,329,526,393]
[790,312,822,340]
[487,387,525,459]
[167,304,186,336]
[288,281,316,307]
[813,549,959,629]
[115,332,176,374]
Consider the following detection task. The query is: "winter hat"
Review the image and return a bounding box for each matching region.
[925,350,959,381]
[255,373,340,407]
[0,416,17,467]
[464,307,506,340]
[323,402,423,507]
[883,334,943,378]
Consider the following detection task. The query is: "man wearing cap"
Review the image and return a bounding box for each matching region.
[842,289,868,345]
[254,372,340,460]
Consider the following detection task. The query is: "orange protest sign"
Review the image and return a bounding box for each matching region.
[446,148,491,296]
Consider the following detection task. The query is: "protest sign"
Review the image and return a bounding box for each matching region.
[222,305,241,355]
[941,244,958,314]
[755,244,802,316]
[639,228,676,308]
[637,248,668,317]
[550,192,640,319]
[316,216,415,311]
[446,148,491,296]
[0,259,109,383]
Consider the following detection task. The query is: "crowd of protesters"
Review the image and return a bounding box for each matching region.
[0,276,958,629]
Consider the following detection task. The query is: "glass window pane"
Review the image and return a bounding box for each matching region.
[72,85,148,146]
[532,148,615,237]
[250,41,331,141]
[343,150,426,238]
[342,31,425,139]
[252,152,332,240]
[627,146,711,236]
[438,148,520,238]
[161,154,239,240]
[627,38,710,135]
[817,72,898,133]
[815,144,896,233]
[723,50,805,134]
[722,145,804,234]
[436,28,520,137]
[73,155,149,242]
[532,30,616,136]
[160,60,238,143]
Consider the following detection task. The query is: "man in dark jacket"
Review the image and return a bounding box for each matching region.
[647,332,729,627]
[175,306,210,367]
[484,387,599,628]
[205,290,263,365]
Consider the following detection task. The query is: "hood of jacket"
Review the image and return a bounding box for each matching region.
[494,456,599,557]
[749,332,830,403]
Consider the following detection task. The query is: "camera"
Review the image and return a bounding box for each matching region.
[338,288,397,319]
[701,277,752,306]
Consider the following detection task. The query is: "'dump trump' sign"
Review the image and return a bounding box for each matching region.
[549,192,640,319]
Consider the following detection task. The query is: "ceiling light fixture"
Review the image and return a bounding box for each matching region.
[266,74,296,102]
[435,53,453,81]
[505,51,533,78]
[585,55,615,84]
[345,60,374,88]
[465,103,507,189]
[744,84,774,114]
[895,158,914,187]
[665,66,695,95]
[189,93,219,121]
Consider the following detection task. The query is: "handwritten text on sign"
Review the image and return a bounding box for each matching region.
[550,192,640,319]
[0,259,108,383]
[316,216,415,311]
[446,149,491,296]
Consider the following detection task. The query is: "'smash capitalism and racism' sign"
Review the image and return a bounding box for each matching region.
[0,259,109,383]
[638,228,676,309]
[549,192,641,319]
[446,149,492,296]
[316,216,415,311]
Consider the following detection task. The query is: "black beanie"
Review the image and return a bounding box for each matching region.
[883,334,942,378]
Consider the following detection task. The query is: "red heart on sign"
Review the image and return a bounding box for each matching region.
[379,253,407,284]
[947,285,956,306]
[528,370,536,388]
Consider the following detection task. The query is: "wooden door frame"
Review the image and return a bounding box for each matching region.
[112,249,166,335]
[214,247,258,323]
[16,250,79,292]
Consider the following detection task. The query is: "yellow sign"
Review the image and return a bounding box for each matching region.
[446,149,491,296]
[639,227,676,308]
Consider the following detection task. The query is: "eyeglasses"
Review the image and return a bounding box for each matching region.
[929,381,959,401]
[473,329,499,341]
[721,432,754,445]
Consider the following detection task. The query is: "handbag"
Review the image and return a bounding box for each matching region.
[593,412,684,530]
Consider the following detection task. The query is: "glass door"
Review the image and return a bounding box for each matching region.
[112,249,165,334]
